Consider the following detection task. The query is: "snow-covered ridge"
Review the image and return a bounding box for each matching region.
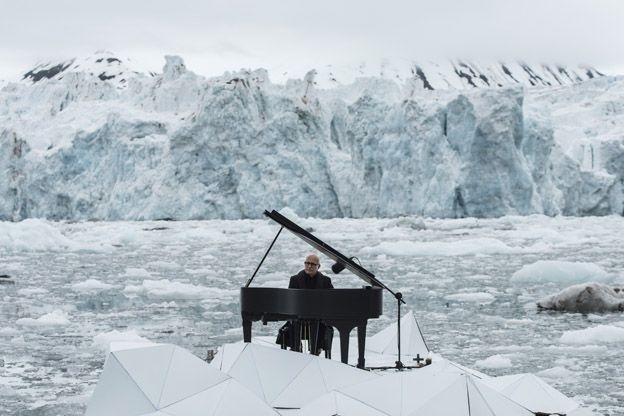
[18,52,601,91]
[273,60,603,90]
[21,51,154,90]
[1,52,623,221]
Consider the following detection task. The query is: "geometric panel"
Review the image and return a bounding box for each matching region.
[113,344,175,407]
[158,346,229,407]
[84,354,157,416]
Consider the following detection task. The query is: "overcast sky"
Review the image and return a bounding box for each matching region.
[1,0,623,82]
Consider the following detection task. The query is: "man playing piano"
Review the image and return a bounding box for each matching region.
[289,254,334,289]
[277,254,334,355]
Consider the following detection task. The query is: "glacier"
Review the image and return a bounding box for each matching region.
[1,52,623,221]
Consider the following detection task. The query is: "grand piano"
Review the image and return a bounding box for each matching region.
[241,210,403,369]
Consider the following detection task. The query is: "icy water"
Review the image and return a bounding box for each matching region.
[1,215,623,415]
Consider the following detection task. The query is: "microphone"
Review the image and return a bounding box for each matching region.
[331,262,346,274]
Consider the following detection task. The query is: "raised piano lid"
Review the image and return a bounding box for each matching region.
[262,209,403,302]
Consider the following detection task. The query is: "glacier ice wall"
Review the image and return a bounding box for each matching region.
[1,56,623,220]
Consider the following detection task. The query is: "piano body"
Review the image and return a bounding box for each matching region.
[241,210,402,368]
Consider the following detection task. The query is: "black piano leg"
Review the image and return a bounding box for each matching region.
[292,321,301,352]
[310,321,320,355]
[338,327,350,365]
[243,320,252,343]
[357,323,367,369]
[324,327,333,359]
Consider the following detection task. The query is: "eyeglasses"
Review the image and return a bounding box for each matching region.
[304,262,319,267]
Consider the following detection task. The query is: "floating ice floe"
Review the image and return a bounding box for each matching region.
[92,330,155,354]
[537,282,624,312]
[71,278,117,292]
[445,292,496,304]
[15,309,70,327]
[0,219,113,253]
[123,278,235,299]
[511,260,610,283]
[474,354,514,370]
[560,324,624,345]
[362,238,542,257]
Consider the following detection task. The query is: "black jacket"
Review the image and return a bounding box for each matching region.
[288,270,333,289]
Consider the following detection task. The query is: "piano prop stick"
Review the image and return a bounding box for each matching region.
[240,210,405,369]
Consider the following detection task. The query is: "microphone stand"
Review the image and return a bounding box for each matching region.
[395,292,404,370]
